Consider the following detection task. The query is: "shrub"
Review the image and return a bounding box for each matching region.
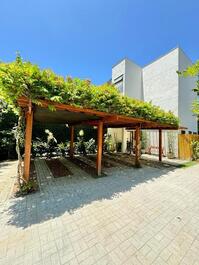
[84,138,96,154]
[16,179,38,196]
[141,131,148,150]
[191,140,199,160]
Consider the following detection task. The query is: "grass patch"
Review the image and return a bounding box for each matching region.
[179,161,198,168]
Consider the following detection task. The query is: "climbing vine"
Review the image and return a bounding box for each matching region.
[0,55,179,126]
[178,61,199,117]
[14,109,25,187]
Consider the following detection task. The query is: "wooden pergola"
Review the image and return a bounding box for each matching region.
[18,97,179,181]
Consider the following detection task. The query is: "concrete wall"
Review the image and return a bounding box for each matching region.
[112,59,126,94]
[178,49,198,132]
[143,48,179,115]
[111,59,143,151]
[124,59,143,100]
[112,58,143,99]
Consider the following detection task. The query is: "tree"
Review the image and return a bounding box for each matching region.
[178,61,199,116]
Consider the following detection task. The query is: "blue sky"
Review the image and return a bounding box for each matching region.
[0,0,198,84]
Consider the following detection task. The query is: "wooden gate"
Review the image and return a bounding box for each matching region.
[178,134,199,160]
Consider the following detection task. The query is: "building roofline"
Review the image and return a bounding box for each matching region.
[112,57,141,69]
[143,46,193,68]
[112,57,129,68]
[178,46,193,64]
[143,46,179,68]
[112,46,194,71]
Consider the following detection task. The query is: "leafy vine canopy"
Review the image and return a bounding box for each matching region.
[178,61,199,117]
[0,55,179,126]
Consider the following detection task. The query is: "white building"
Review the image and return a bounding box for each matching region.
[109,47,198,157]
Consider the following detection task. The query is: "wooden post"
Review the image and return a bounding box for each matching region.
[102,127,105,155]
[96,120,103,176]
[131,131,134,154]
[24,107,33,182]
[159,129,162,162]
[69,126,74,158]
[135,126,141,167]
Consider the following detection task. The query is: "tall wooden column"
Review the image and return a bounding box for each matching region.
[102,127,105,155]
[24,108,34,182]
[96,120,103,176]
[69,126,74,158]
[159,129,162,162]
[135,126,141,168]
[131,131,134,154]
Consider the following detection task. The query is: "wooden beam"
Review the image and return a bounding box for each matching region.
[18,96,111,118]
[17,96,179,130]
[24,106,33,182]
[69,126,74,158]
[127,127,178,130]
[159,129,162,162]
[96,120,103,176]
[135,126,141,168]
[70,119,100,126]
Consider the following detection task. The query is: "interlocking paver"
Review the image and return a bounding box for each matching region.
[0,159,199,265]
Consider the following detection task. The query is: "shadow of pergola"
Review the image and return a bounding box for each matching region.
[4,164,177,229]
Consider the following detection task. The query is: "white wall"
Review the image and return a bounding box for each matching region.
[125,59,143,100]
[111,59,143,152]
[143,48,179,115]
[112,59,126,94]
[112,58,143,100]
[178,49,198,132]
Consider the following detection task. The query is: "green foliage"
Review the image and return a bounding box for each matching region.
[191,140,199,161]
[16,179,38,196]
[178,61,199,116]
[104,134,116,153]
[0,103,18,160]
[84,138,96,154]
[32,138,48,157]
[76,129,86,155]
[0,55,179,126]
[192,99,199,117]
[32,130,58,158]
[141,131,148,150]
[57,142,68,156]
[179,161,198,168]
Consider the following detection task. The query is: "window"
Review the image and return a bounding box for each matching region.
[113,74,123,93]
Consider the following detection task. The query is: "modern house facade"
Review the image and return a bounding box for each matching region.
[109,47,198,157]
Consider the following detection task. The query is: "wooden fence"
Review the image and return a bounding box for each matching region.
[178,134,199,160]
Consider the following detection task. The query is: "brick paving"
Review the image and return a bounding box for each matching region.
[0,158,199,265]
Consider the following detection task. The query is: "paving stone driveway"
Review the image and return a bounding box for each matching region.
[0,159,199,265]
